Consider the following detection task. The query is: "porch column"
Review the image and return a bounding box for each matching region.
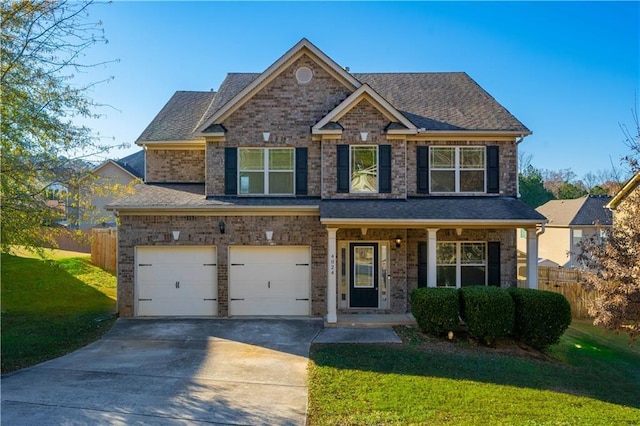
[526,228,539,290]
[326,227,338,323]
[427,228,439,287]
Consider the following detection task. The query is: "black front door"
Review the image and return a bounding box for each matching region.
[350,243,379,308]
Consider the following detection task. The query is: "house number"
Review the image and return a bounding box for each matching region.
[330,254,335,275]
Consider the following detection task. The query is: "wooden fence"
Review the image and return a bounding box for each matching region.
[91,228,117,273]
[536,266,593,319]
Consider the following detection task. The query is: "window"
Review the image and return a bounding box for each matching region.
[572,229,583,247]
[239,148,294,195]
[436,242,486,288]
[351,146,378,193]
[431,146,485,193]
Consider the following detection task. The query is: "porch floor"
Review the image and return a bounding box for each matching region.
[327,313,416,328]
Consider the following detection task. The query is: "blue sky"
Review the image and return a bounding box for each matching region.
[79,1,639,180]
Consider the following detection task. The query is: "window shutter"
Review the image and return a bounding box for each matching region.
[487,241,501,286]
[487,146,499,194]
[295,147,308,195]
[418,242,429,288]
[224,147,237,195]
[337,145,349,193]
[379,145,392,193]
[417,146,429,193]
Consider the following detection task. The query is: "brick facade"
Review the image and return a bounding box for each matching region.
[146,149,205,183]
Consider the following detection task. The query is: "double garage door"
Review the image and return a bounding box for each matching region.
[135,246,310,317]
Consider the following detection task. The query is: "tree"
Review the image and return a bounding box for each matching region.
[519,165,555,208]
[1,0,123,254]
[556,181,588,199]
[579,103,640,342]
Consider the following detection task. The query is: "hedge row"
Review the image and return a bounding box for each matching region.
[410,286,571,349]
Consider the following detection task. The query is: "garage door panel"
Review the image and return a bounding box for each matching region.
[229,247,310,316]
[136,246,217,316]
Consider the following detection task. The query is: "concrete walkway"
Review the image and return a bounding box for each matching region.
[1,318,403,425]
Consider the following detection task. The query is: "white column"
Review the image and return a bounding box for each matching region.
[526,228,539,290]
[326,227,338,323]
[427,228,439,287]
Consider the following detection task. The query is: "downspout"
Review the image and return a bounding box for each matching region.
[537,222,546,236]
[515,135,525,198]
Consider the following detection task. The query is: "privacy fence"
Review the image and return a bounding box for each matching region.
[91,228,117,273]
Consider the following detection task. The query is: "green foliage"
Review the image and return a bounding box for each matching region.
[459,286,514,344]
[0,1,121,254]
[410,287,459,335]
[508,288,572,349]
[518,165,555,208]
[1,253,116,372]
[557,181,588,199]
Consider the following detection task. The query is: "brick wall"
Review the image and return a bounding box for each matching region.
[146,149,205,182]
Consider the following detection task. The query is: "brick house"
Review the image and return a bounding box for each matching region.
[109,39,546,321]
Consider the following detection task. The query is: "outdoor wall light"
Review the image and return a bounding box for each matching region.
[263,131,270,142]
[219,221,226,234]
[172,230,180,241]
[265,230,274,241]
[360,131,368,142]
[395,236,402,248]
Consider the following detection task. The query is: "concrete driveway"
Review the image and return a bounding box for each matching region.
[1,318,323,425]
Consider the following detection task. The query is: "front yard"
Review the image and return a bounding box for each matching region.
[1,251,117,373]
[308,321,640,425]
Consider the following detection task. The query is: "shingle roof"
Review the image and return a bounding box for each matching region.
[536,195,612,227]
[115,150,145,179]
[137,91,217,142]
[320,197,546,222]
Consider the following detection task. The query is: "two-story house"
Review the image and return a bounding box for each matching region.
[109,39,546,321]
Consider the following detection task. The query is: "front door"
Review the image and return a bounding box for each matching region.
[350,243,379,308]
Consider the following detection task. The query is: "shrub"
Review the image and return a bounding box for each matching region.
[459,286,514,345]
[508,288,572,349]
[410,287,460,336]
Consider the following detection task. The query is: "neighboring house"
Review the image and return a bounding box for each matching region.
[108,38,546,321]
[75,150,145,229]
[606,171,640,224]
[517,195,612,268]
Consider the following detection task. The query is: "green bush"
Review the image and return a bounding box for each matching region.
[508,287,572,349]
[410,287,460,336]
[459,286,514,345]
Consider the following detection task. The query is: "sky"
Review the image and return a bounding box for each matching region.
[77,1,639,181]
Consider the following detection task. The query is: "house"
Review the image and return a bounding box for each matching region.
[74,150,145,229]
[606,171,640,224]
[108,38,546,321]
[517,195,612,268]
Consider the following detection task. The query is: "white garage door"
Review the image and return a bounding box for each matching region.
[229,246,311,316]
[136,246,217,316]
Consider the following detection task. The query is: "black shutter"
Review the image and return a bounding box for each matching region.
[418,242,429,288]
[379,145,392,193]
[487,146,499,194]
[337,145,349,193]
[417,146,429,193]
[295,147,308,196]
[224,147,237,195]
[487,241,501,286]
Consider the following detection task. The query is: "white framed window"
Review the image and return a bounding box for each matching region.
[436,241,487,288]
[572,229,583,247]
[430,146,485,193]
[351,145,378,193]
[238,148,294,195]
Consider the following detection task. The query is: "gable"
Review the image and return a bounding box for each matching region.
[196,39,361,135]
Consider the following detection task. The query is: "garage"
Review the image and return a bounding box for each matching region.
[229,246,311,316]
[136,246,217,316]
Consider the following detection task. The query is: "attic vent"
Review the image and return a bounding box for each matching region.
[295,66,313,84]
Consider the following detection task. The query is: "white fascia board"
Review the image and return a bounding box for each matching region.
[416,130,533,138]
[195,38,361,136]
[311,128,343,135]
[137,140,206,149]
[320,218,547,228]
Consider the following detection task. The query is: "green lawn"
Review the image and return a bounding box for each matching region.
[1,252,117,373]
[308,322,640,425]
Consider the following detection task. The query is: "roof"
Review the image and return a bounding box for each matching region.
[108,184,545,226]
[606,171,640,210]
[536,195,613,227]
[115,150,145,179]
[137,91,216,142]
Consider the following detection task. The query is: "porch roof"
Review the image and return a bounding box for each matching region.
[320,197,546,227]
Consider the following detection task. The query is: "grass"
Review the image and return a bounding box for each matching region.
[1,251,117,373]
[308,322,640,425]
